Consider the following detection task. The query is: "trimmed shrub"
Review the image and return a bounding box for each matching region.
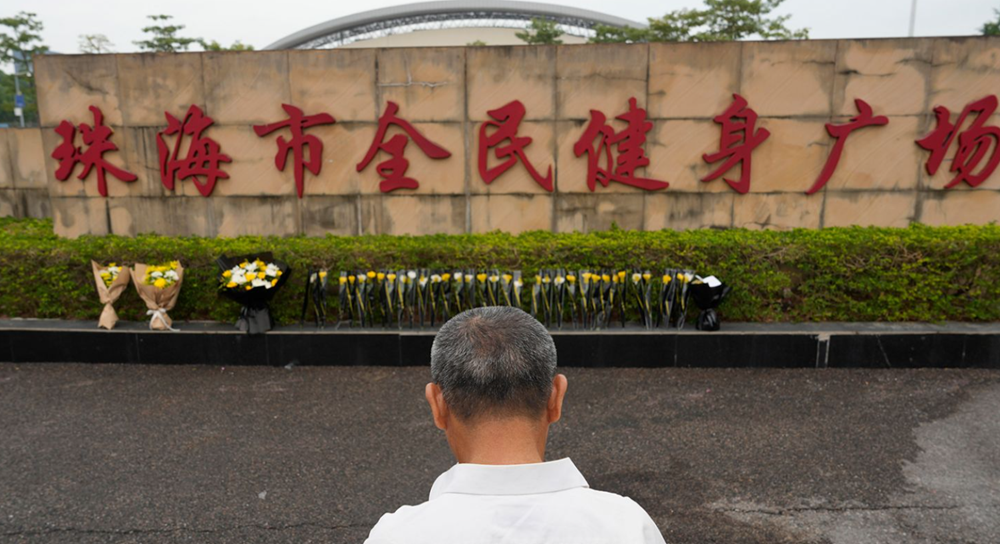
[2,217,999,324]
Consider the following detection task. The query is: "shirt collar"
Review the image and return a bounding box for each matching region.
[429,458,589,500]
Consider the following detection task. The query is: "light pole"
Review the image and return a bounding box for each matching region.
[11,50,26,127]
[908,0,918,37]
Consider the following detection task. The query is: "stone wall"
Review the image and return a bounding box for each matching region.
[0,128,50,220]
[16,37,1000,237]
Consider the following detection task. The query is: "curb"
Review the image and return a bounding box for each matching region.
[2,320,999,368]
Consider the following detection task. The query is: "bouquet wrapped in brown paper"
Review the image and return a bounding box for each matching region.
[131,261,184,331]
[92,261,132,330]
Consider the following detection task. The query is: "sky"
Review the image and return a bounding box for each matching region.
[8,0,1000,54]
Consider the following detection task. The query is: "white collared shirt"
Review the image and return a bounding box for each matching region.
[364,458,666,544]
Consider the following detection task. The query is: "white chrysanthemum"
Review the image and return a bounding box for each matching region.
[251,278,268,288]
[165,270,179,280]
[407,270,417,279]
[555,276,565,285]
[453,272,463,280]
[150,271,163,278]
[431,274,442,282]
[631,273,641,283]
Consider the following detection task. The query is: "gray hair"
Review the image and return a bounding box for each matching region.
[430,306,558,421]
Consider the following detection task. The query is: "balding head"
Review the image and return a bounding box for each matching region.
[430,307,558,421]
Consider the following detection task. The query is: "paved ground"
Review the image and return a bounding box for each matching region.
[1,364,998,544]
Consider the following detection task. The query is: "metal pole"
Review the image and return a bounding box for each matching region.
[13,70,24,128]
[908,0,918,37]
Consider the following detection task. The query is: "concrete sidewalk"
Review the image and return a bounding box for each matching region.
[1,364,998,543]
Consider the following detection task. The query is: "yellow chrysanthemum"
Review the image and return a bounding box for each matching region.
[226,281,237,289]
[377,272,386,281]
[441,273,451,281]
[153,278,167,289]
[319,271,327,278]
[222,270,232,278]
[477,273,487,282]
[387,273,397,281]
[246,272,257,281]
[367,271,376,279]
[567,275,576,282]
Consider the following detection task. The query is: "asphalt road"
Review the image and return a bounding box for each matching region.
[1,364,998,544]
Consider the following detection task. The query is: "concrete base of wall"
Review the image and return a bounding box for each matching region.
[2,320,998,368]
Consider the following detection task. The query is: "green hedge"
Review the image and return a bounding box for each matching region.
[2,217,999,323]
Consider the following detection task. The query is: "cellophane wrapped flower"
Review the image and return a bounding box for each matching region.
[131,261,184,330]
[217,253,291,335]
[221,258,284,292]
[91,260,132,330]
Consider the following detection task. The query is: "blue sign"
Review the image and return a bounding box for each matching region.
[14,94,25,108]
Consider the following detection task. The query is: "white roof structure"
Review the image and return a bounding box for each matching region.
[264,0,646,49]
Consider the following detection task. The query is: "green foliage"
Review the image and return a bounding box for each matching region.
[0,11,47,125]
[0,68,36,124]
[590,0,808,43]
[0,11,47,69]
[134,15,200,52]
[198,39,254,51]
[2,218,1000,325]
[467,40,488,47]
[78,34,114,54]
[515,18,564,45]
[983,9,1000,36]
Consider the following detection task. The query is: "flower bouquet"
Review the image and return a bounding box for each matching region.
[91,261,132,330]
[217,253,291,335]
[131,261,184,330]
[690,275,731,332]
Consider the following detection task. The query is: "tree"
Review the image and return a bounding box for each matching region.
[467,40,487,47]
[134,15,200,52]
[0,12,48,72]
[198,39,254,51]
[983,9,1000,35]
[590,0,808,43]
[79,34,114,54]
[0,12,48,125]
[515,18,564,45]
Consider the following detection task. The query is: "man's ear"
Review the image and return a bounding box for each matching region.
[425,382,449,430]
[547,374,568,424]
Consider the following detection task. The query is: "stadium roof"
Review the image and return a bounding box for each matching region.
[264,0,646,49]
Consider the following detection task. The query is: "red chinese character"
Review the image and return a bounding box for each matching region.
[702,94,770,194]
[573,97,667,191]
[807,99,889,195]
[916,95,1000,189]
[356,101,451,193]
[51,106,137,197]
[478,100,552,192]
[157,105,232,197]
[254,104,336,198]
